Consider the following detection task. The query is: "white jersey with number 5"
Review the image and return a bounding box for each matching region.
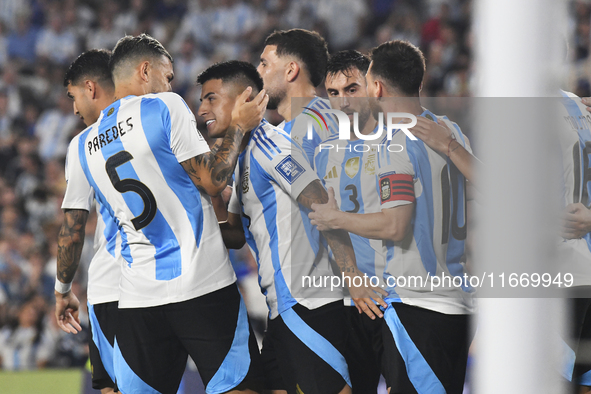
[63,92,236,308]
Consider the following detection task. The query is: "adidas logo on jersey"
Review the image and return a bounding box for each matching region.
[324,166,337,179]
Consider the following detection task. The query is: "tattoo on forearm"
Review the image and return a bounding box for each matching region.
[57,209,88,284]
[182,124,245,192]
[297,180,357,274]
[297,180,328,209]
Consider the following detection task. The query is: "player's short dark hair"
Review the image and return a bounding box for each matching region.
[109,34,172,77]
[326,50,370,79]
[63,49,113,88]
[369,40,426,96]
[197,60,264,93]
[265,29,328,87]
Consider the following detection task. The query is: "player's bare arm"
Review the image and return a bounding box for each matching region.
[410,117,480,187]
[297,180,388,319]
[55,208,88,334]
[309,187,414,241]
[219,212,246,249]
[181,88,268,196]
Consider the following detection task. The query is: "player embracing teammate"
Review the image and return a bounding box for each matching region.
[55,29,480,394]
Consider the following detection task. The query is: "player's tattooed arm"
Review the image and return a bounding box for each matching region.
[55,208,87,334]
[297,181,388,319]
[181,88,268,196]
[181,123,245,195]
[57,209,88,284]
[297,180,358,273]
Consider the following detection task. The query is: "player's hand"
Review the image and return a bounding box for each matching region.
[409,116,454,154]
[563,202,591,239]
[346,268,388,320]
[582,97,591,114]
[55,290,82,334]
[231,87,269,132]
[309,187,341,231]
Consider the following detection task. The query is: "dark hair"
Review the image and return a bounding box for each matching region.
[63,49,113,88]
[197,60,263,92]
[109,34,172,77]
[264,29,328,87]
[327,50,370,79]
[369,40,426,96]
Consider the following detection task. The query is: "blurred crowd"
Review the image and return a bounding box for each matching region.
[0,0,581,371]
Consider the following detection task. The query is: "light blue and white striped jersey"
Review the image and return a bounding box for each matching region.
[314,126,387,306]
[377,109,473,315]
[278,97,338,167]
[62,132,120,305]
[228,119,342,319]
[63,92,236,308]
[556,91,591,286]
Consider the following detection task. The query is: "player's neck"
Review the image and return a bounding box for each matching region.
[113,80,147,101]
[379,95,422,116]
[278,83,316,122]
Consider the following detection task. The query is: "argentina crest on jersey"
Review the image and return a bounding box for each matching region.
[241,166,250,194]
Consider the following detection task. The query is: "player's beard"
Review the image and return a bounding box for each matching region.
[356,103,372,134]
[369,97,383,121]
[266,87,286,110]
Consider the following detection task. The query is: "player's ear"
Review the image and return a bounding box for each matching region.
[139,61,150,83]
[85,80,96,99]
[375,80,384,98]
[286,61,299,83]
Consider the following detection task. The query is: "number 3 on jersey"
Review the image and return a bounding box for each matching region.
[105,150,157,230]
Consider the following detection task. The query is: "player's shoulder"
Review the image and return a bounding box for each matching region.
[561,90,579,99]
[140,92,189,109]
[304,97,332,112]
[249,119,287,160]
[254,119,293,145]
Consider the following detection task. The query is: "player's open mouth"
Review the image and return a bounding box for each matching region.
[206,119,215,131]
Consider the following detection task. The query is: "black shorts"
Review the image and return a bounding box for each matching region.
[88,301,118,391]
[114,283,263,394]
[344,305,383,393]
[563,288,591,388]
[261,301,350,394]
[382,302,471,394]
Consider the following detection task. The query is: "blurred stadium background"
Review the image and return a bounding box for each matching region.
[0,0,584,392]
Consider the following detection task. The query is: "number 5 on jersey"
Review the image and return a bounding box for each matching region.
[106,150,157,230]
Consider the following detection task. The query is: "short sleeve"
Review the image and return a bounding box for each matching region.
[61,137,94,211]
[376,134,416,210]
[160,93,210,163]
